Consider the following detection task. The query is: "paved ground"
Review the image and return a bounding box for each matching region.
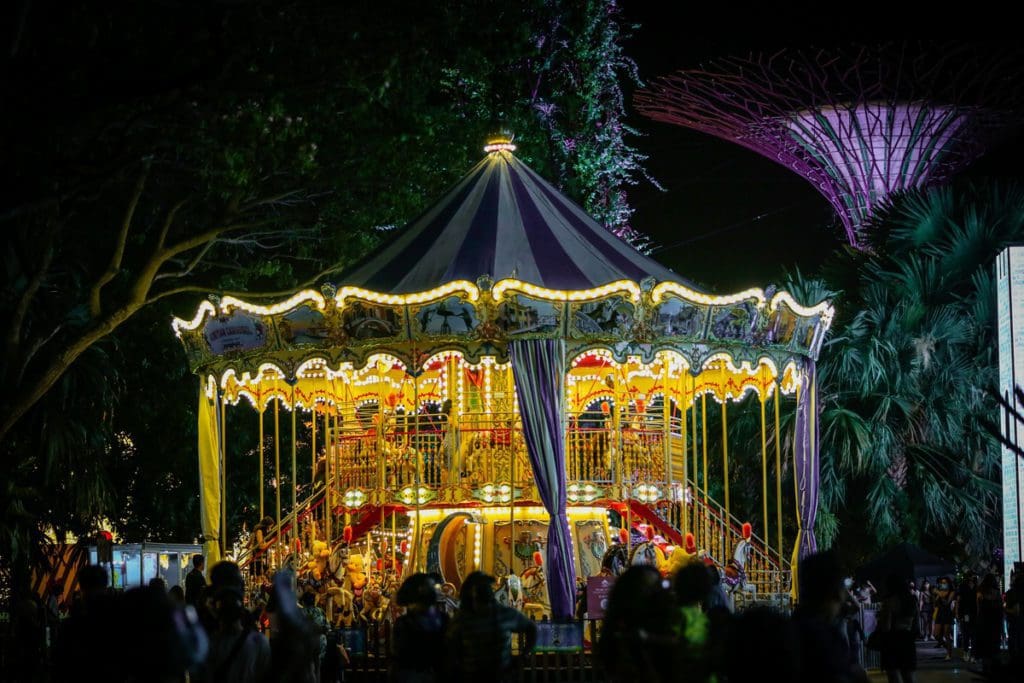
[867,641,993,682]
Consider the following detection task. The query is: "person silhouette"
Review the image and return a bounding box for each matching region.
[391,573,448,682]
[445,572,536,683]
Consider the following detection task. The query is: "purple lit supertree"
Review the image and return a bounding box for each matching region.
[635,43,1024,248]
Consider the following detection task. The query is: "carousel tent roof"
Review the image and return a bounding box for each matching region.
[341,148,695,294]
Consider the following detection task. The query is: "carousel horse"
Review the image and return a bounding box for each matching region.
[520,565,547,619]
[600,544,630,577]
[629,540,663,569]
[438,582,459,616]
[495,574,525,611]
[723,525,757,603]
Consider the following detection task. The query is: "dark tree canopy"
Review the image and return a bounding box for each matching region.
[1,0,654,577]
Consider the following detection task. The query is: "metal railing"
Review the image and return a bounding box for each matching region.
[323,620,606,683]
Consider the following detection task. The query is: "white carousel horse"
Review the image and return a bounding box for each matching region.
[723,538,757,603]
[495,574,524,611]
[520,566,547,620]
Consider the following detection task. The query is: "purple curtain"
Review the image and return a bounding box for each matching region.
[792,360,820,584]
[510,338,575,619]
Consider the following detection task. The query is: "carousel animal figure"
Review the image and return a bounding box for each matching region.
[328,586,357,628]
[600,543,630,577]
[520,551,547,619]
[628,526,666,571]
[723,523,757,603]
[438,582,459,616]
[359,577,391,622]
[662,532,699,577]
[341,551,370,610]
[495,574,525,611]
[579,529,608,577]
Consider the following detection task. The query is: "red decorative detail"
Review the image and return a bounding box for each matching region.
[601,401,611,414]
[644,525,655,541]
[635,399,646,414]
[575,355,612,368]
[533,551,543,567]
[343,526,353,544]
[618,528,629,544]
[376,559,384,571]
[685,533,697,554]
[742,522,752,540]
[400,540,409,555]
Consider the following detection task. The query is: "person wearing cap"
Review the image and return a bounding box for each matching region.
[391,573,448,682]
[199,561,271,683]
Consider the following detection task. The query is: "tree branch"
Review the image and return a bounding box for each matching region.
[156,198,188,251]
[4,227,55,383]
[152,237,216,282]
[14,323,64,387]
[145,261,348,305]
[89,166,149,318]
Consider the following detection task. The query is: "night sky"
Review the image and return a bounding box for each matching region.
[618,8,1024,292]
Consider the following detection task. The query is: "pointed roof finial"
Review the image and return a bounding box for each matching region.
[484,132,516,154]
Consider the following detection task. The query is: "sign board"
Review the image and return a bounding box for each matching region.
[534,621,584,652]
[203,311,266,354]
[996,247,1024,587]
[586,575,615,619]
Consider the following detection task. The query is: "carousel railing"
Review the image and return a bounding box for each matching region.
[659,479,790,599]
[566,408,667,487]
[452,412,532,489]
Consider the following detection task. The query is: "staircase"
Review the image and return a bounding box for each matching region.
[235,433,791,603]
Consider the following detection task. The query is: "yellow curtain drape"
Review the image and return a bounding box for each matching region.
[197,383,222,570]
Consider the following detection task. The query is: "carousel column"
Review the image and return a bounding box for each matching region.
[674,363,688,534]
[197,383,223,568]
[290,384,298,551]
[259,402,265,521]
[220,391,227,558]
[701,392,709,553]
[760,388,769,566]
[275,398,282,537]
[690,374,699,543]
[447,353,458,486]
[774,384,784,569]
[325,410,333,544]
[791,361,820,602]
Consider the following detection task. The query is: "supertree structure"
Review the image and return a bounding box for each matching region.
[635,43,1023,248]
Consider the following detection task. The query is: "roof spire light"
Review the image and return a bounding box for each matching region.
[484,134,516,154]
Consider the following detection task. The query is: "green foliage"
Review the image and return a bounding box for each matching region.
[1,0,653,569]
[807,182,1024,567]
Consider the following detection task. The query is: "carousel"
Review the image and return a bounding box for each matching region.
[172,137,832,622]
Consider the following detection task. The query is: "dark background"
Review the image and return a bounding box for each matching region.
[618,7,1024,291]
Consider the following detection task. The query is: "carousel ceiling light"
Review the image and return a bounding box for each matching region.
[484,140,517,153]
[172,300,217,337]
[220,290,326,316]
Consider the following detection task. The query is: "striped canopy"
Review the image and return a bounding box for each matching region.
[342,149,695,294]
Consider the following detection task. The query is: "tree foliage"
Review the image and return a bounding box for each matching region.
[0,0,654,574]
[807,183,1024,568]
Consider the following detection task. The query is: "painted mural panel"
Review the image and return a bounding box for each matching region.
[765,305,799,347]
[278,304,330,345]
[652,297,708,338]
[494,296,562,336]
[339,300,404,341]
[412,297,478,337]
[570,297,635,338]
[708,300,760,343]
[574,520,609,579]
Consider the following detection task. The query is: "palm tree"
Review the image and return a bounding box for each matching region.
[795,183,1024,565]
